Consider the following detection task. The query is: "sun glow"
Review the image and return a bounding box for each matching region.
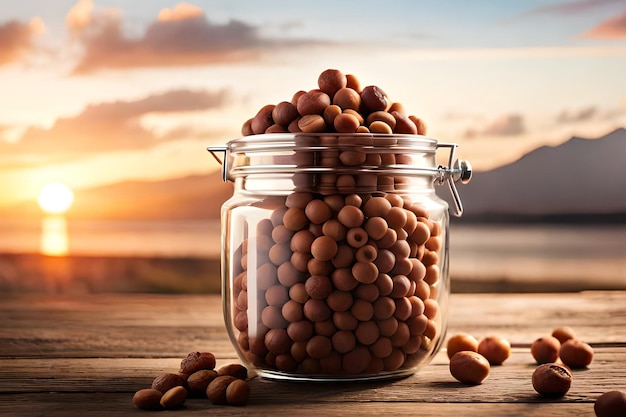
[38,182,75,215]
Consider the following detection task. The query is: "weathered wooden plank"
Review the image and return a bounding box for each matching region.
[447,292,626,349]
[0,294,231,358]
[1,349,624,402]
[0,393,606,417]
[1,292,625,417]
[1,292,624,359]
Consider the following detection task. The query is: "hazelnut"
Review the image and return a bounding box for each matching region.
[318,69,347,97]
[251,104,275,134]
[409,115,427,135]
[477,336,511,365]
[132,388,163,410]
[180,351,216,374]
[151,373,186,394]
[594,390,626,417]
[186,369,218,395]
[217,363,248,380]
[551,326,577,344]
[207,375,237,405]
[446,333,478,360]
[225,379,251,406]
[360,85,388,112]
[530,336,560,364]
[333,88,361,111]
[532,363,572,397]
[296,90,331,116]
[298,114,326,133]
[272,101,299,127]
[559,339,593,368]
[160,386,187,409]
[449,351,490,385]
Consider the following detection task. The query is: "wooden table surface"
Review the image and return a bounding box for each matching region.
[1,291,625,416]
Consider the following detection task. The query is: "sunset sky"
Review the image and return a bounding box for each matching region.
[1,0,625,209]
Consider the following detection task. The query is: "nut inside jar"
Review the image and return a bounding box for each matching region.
[228,187,446,380]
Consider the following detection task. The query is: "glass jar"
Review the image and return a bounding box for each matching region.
[208,133,471,381]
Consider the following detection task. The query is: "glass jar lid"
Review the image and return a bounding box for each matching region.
[209,133,471,216]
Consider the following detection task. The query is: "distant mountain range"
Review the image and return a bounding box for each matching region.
[65,172,234,220]
[2,128,624,222]
[452,127,626,221]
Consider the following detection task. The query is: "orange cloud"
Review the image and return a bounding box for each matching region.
[0,17,45,65]
[67,1,267,74]
[158,3,204,22]
[465,114,526,139]
[580,10,626,38]
[66,0,95,33]
[0,89,228,169]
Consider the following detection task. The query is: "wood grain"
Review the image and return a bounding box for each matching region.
[1,292,624,416]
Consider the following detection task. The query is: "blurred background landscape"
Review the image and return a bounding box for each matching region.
[1,0,625,294]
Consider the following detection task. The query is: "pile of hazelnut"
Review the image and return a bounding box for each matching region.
[241,69,427,136]
[132,351,250,411]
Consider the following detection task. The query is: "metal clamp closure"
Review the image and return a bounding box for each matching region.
[436,142,472,217]
[207,146,229,182]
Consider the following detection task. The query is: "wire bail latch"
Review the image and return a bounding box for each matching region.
[436,142,472,217]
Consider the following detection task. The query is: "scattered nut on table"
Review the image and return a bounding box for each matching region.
[151,372,186,394]
[132,388,163,410]
[133,351,250,411]
[160,386,188,409]
[446,333,479,360]
[449,351,490,385]
[179,351,216,374]
[218,363,249,380]
[207,375,238,405]
[594,390,626,417]
[531,363,572,397]
[530,336,561,364]
[477,336,511,366]
[559,338,593,369]
[551,326,577,344]
[186,369,218,395]
[225,378,251,406]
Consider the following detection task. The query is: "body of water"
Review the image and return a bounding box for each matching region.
[0,218,221,258]
[0,219,624,286]
[449,223,625,288]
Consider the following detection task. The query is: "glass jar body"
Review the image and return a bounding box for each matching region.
[219,134,451,381]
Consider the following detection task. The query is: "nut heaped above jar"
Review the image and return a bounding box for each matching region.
[241,69,428,136]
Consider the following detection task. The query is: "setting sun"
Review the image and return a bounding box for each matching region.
[38,182,74,215]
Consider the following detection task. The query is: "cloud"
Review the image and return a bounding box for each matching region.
[0,88,228,168]
[157,3,204,21]
[519,0,622,16]
[557,106,598,123]
[464,114,526,139]
[66,1,320,74]
[580,10,626,38]
[67,0,93,33]
[0,18,46,65]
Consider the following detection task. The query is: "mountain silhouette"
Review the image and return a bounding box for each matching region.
[1,170,233,221]
[67,171,233,220]
[454,128,626,219]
